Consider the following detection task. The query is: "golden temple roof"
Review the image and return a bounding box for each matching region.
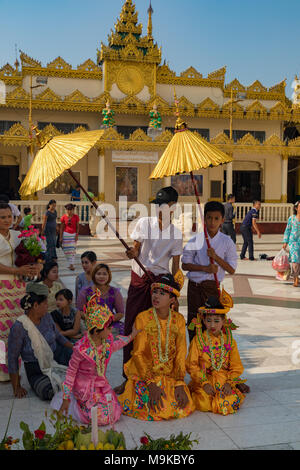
[98,0,161,64]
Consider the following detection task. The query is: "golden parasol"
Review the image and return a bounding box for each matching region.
[19,128,151,279]
[150,92,233,291]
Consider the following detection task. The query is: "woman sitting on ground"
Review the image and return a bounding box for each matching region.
[8,282,73,401]
[77,263,124,335]
[75,251,97,302]
[40,261,64,312]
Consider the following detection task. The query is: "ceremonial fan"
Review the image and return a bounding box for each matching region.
[19,128,151,279]
[150,92,233,291]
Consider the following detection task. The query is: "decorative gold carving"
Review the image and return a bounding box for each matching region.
[211,132,232,146]
[77,59,99,72]
[207,66,226,82]
[65,90,90,103]
[101,128,125,141]
[238,133,261,146]
[224,78,286,101]
[0,63,22,85]
[116,65,144,95]
[35,87,62,103]
[129,129,152,142]
[246,100,268,119]
[0,123,30,147]
[222,100,244,119]
[147,95,172,115]
[154,129,173,142]
[197,98,220,118]
[116,95,145,114]
[175,96,195,117]
[47,57,72,70]
[180,67,202,79]
[264,134,283,146]
[19,51,41,68]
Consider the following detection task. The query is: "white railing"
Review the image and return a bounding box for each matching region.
[10,201,294,225]
[234,203,294,223]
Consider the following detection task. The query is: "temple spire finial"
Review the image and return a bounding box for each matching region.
[147,1,153,39]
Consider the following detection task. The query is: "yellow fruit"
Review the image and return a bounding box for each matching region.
[88,443,95,450]
[118,446,125,450]
[80,445,87,450]
[57,444,65,450]
[66,440,74,450]
[96,442,104,450]
[104,443,115,450]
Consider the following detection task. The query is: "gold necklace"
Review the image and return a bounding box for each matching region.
[153,308,172,364]
[88,333,107,377]
[206,331,226,372]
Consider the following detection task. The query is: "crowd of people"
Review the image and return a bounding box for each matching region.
[0,186,297,426]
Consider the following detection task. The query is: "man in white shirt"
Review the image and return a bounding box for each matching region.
[182,201,237,342]
[114,186,182,395]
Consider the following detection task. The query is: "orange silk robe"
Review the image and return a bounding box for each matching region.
[186,329,246,415]
[118,308,195,421]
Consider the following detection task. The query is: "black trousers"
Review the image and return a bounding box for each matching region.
[221,222,236,243]
[240,225,254,259]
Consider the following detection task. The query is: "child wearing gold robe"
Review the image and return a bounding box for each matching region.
[186,291,247,416]
[118,274,195,421]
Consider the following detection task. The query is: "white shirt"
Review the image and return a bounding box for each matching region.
[130,217,183,277]
[0,230,21,280]
[182,230,237,283]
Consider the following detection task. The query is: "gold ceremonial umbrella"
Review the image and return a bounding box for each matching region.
[20,130,105,196]
[150,93,233,291]
[19,128,151,279]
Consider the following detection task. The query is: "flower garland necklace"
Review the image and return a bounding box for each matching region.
[153,308,172,363]
[88,333,108,377]
[206,330,226,372]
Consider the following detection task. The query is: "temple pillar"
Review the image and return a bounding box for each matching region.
[226,161,233,198]
[98,149,105,202]
[281,155,288,203]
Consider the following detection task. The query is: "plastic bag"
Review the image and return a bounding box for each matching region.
[272,248,290,273]
[275,267,291,281]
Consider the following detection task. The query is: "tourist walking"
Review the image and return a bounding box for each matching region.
[240,200,261,260]
[283,200,300,287]
[41,200,58,263]
[60,204,79,271]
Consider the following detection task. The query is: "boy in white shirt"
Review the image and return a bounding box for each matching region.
[182,201,237,342]
[115,186,182,395]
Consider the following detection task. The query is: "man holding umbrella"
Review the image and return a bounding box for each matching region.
[114,186,183,395]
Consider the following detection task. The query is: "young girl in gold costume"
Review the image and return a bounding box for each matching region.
[186,290,247,415]
[118,274,195,421]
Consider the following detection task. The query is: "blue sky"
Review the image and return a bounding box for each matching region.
[1,0,299,96]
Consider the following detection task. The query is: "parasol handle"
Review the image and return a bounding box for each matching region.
[190,172,220,293]
[67,169,152,282]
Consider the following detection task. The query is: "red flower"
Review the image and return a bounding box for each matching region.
[140,436,149,445]
[34,429,46,440]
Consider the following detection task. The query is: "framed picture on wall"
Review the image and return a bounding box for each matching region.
[116,167,138,202]
[171,174,203,196]
[45,171,81,195]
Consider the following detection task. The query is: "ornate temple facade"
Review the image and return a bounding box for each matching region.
[1,0,300,206]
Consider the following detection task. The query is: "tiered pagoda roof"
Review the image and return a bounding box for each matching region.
[98,0,161,64]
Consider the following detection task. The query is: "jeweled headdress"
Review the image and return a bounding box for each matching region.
[188,288,238,332]
[84,289,114,331]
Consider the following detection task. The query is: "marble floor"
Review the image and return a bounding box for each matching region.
[1,234,300,450]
